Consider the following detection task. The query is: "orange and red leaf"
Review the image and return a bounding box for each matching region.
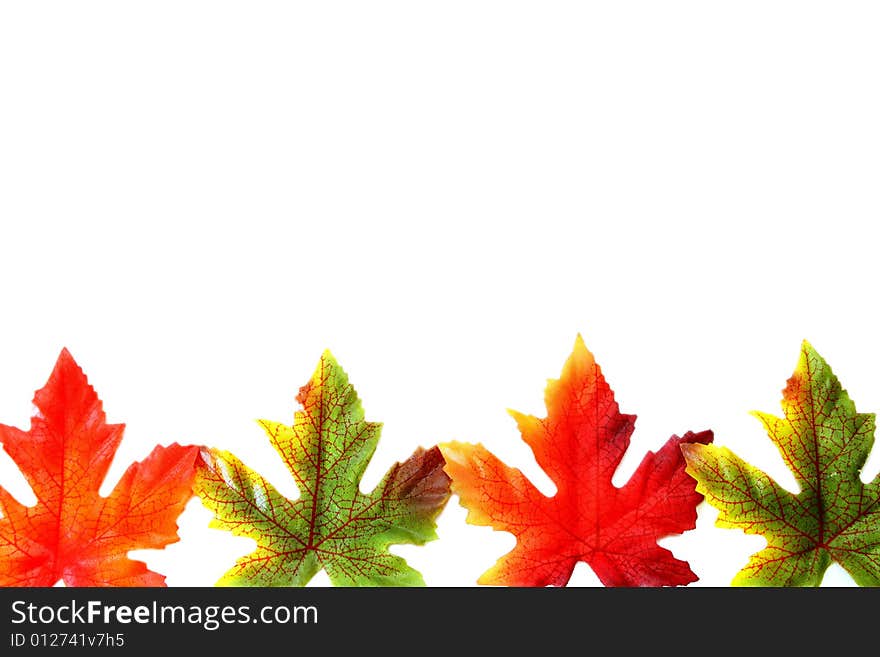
[440,335,712,587]
[0,349,198,587]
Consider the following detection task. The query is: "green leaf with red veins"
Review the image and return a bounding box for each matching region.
[194,350,451,586]
[682,340,880,586]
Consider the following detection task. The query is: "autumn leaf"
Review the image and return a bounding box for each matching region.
[0,349,199,587]
[439,335,713,587]
[682,340,880,586]
[194,350,451,586]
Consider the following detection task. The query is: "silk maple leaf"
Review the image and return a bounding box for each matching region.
[0,349,199,587]
[682,340,880,586]
[439,335,712,587]
[194,350,451,586]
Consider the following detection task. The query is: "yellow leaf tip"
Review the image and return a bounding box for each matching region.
[574,331,597,353]
[438,440,466,453]
[796,340,831,372]
[572,332,589,353]
[438,445,468,467]
[561,332,598,379]
[438,441,482,464]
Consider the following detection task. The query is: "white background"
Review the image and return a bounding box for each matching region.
[1,2,878,587]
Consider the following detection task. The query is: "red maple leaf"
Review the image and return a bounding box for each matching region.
[440,335,713,586]
[0,349,199,586]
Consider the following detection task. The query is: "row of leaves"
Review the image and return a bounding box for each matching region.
[1,336,877,587]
